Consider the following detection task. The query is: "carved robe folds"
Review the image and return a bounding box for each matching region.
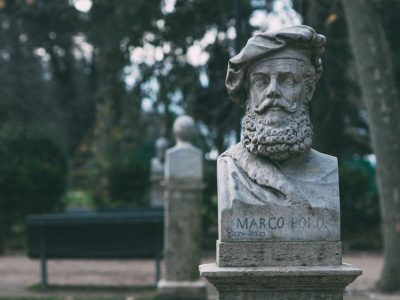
[216,142,342,267]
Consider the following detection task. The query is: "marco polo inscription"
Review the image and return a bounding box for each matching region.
[220,199,339,242]
[236,216,325,230]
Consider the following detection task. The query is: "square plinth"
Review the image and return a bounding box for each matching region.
[217,240,342,267]
[200,263,362,300]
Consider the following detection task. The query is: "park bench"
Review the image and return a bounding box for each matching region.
[26,208,164,290]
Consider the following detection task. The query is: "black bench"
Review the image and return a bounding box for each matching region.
[26,208,164,290]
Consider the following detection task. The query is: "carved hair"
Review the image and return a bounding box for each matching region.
[296,60,316,103]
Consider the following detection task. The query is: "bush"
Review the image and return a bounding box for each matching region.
[0,128,67,252]
[62,190,94,209]
[339,160,381,250]
[201,159,218,249]
[107,148,150,207]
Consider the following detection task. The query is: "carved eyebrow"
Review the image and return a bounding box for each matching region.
[251,72,269,77]
[279,71,300,78]
[280,71,296,76]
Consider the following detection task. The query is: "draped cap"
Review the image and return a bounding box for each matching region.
[226,25,325,108]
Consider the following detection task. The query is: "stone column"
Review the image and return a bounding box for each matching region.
[150,137,169,207]
[157,115,207,300]
[200,25,361,299]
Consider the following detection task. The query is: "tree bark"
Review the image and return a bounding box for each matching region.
[342,0,400,292]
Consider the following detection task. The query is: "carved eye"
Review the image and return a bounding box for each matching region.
[253,76,270,86]
[280,73,296,85]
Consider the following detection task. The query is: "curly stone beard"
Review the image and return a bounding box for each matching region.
[242,104,313,161]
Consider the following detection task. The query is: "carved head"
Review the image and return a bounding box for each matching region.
[225,25,325,161]
[173,115,197,144]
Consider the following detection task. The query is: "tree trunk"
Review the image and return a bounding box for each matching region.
[342,0,400,292]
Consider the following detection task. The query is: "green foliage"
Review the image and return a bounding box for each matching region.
[0,128,67,216]
[0,0,96,155]
[0,298,57,300]
[202,159,218,248]
[107,147,151,207]
[62,190,94,209]
[0,296,125,300]
[339,162,381,250]
[0,128,67,252]
[293,0,370,158]
[0,0,391,253]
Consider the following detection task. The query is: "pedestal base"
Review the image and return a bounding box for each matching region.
[217,240,342,267]
[200,263,361,300]
[157,279,207,300]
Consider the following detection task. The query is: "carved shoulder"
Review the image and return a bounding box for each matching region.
[310,149,338,170]
[307,149,338,183]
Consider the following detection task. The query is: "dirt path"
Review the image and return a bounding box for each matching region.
[0,252,399,299]
[343,253,400,300]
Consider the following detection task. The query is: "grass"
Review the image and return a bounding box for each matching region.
[0,298,123,300]
[29,284,155,293]
[0,298,58,300]
[0,296,158,300]
[10,284,158,300]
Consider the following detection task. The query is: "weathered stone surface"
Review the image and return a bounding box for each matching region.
[200,263,362,300]
[214,26,342,265]
[158,115,207,299]
[165,146,202,180]
[163,181,204,281]
[219,290,343,300]
[218,25,338,212]
[165,115,202,180]
[215,29,341,277]
[220,199,340,242]
[218,144,340,209]
[217,240,342,267]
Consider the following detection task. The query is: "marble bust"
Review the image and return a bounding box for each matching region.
[151,137,169,179]
[218,25,340,244]
[150,137,169,207]
[165,115,202,180]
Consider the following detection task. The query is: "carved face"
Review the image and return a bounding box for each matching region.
[248,58,311,126]
[242,58,315,161]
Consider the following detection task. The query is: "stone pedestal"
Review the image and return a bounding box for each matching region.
[157,116,207,300]
[200,263,361,300]
[158,180,207,299]
[150,167,164,207]
[217,240,342,267]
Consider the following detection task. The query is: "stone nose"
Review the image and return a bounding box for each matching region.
[266,78,281,98]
